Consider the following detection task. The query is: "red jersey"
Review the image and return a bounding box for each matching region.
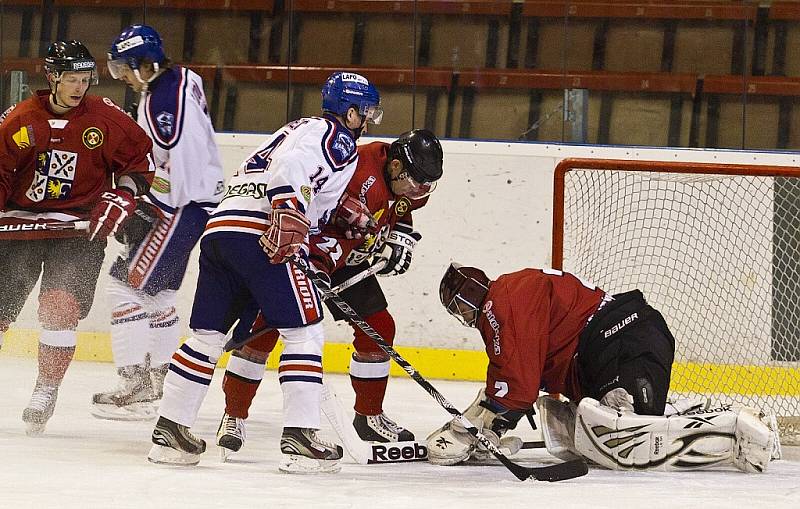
[478,268,606,410]
[309,141,428,274]
[0,90,153,238]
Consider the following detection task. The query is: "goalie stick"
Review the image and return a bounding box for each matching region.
[321,383,427,464]
[0,220,89,233]
[291,256,588,482]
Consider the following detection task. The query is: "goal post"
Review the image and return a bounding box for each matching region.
[552,157,800,444]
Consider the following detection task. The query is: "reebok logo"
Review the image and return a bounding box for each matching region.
[603,312,638,338]
[369,442,427,463]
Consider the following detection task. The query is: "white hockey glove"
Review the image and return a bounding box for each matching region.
[426,389,522,465]
[376,223,421,277]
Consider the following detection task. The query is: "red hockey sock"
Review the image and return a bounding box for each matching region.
[350,309,395,415]
[37,343,75,386]
[222,373,261,419]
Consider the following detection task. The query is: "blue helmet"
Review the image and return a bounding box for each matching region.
[107,24,165,78]
[321,72,383,125]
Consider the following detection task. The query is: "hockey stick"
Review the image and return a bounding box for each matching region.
[321,383,427,465]
[292,256,588,482]
[222,261,388,353]
[331,259,388,293]
[0,220,89,233]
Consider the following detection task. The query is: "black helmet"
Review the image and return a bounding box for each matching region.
[44,40,98,84]
[389,129,444,184]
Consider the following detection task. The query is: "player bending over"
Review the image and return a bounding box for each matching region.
[427,264,780,472]
[216,129,443,457]
[90,24,224,421]
[147,72,382,474]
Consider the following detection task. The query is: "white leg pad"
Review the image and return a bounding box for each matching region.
[574,398,776,473]
[278,324,324,429]
[537,395,581,462]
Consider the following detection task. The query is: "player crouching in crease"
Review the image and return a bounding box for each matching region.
[427,264,781,473]
[215,129,444,459]
[146,71,383,474]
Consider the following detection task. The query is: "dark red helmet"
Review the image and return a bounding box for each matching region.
[439,263,490,327]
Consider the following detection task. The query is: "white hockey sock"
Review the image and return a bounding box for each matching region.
[109,280,150,369]
[158,331,223,427]
[148,305,180,367]
[279,325,324,429]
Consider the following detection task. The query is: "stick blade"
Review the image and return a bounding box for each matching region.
[526,458,588,482]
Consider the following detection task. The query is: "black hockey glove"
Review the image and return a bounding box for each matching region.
[376,223,421,276]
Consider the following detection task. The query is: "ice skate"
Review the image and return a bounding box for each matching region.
[216,413,246,462]
[149,364,168,401]
[278,427,343,474]
[90,364,157,421]
[353,412,415,443]
[22,383,59,436]
[148,416,206,466]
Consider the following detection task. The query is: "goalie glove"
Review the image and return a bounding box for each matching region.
[333,193,378,240]
[426,389,523,465]
[376,223,421,277]
[260,208,311,264]
[89,188,136,241]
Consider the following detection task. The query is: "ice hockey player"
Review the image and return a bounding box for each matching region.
[90,24,224,421]
[0,40,154,435]
[147,71,382,473]
[428,264,780,472]
[216,129,444,457]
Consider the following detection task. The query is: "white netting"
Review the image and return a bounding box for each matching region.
[557,163,800,444]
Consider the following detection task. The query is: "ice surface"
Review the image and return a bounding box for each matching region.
[1,356,798,509]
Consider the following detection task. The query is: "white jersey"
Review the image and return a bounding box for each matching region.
[204,114,358,239]
[137,66,224,213]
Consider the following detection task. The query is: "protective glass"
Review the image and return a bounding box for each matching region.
[395,171,437,199]
[106,56,129,80]
[360,104,383,125]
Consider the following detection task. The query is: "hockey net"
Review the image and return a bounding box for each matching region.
[552,158,800,445]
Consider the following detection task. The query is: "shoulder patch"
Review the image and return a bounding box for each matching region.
[395,197,411,217]
[330,131,355,163]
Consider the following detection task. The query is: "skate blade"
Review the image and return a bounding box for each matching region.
[90,402,157,422]
[24,422,46,437]
[147,444,201,466]
[218,445,236,463]
[278,454,341,474]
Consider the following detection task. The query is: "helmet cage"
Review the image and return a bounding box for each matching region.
[439,263,490,327]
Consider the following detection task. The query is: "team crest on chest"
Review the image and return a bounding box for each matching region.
[156,111,175,138]
[394,197,410,217]
[82,127,104,149]
[26,150,77,201]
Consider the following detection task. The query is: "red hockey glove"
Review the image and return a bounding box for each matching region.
[89,188,136,241]
[333,193,378,240]
[260,208,311,264]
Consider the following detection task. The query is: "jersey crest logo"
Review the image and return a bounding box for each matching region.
[300,185,313,204]
[82,127,104,149]
[151,176,171,194]
[156,111,175,138]
[394,197,410,217]
[12,125,33,148]
[26,150,77,202]
[331,132,355,161]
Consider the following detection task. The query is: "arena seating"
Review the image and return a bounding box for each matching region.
[3,1,800,147]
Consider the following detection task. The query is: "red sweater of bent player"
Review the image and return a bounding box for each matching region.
[309,141,428,275]
[0,91,153,231]
[478,268,605,411]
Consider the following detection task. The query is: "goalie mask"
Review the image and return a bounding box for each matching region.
[439,263,490,327]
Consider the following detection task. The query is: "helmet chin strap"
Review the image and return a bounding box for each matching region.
[132,63,162,92]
